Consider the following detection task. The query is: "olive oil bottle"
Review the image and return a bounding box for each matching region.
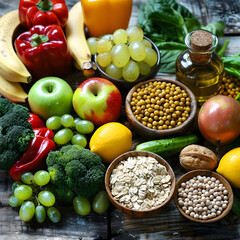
[176,30,224,104]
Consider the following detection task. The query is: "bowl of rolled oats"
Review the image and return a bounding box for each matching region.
[173,170,233,223]
[105,151,176,217]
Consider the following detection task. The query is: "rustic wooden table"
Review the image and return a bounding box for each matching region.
[0,0,240,239]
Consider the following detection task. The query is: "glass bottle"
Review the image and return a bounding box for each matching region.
[176,30,224,104]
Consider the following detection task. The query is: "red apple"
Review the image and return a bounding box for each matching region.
[72,78,122,126]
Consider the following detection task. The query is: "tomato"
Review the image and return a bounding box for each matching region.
[198,95,240,145]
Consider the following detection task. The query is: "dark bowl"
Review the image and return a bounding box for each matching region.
[125,78,198,139]
[95,36,161,89]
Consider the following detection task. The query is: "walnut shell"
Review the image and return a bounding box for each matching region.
[179,144,217,171]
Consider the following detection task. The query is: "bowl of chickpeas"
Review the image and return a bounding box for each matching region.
[173,170,233,223]
[125,78,198,138]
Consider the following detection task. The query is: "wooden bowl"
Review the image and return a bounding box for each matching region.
[125,78,197,139]
[105,151,176,217]
[173,170,233,223]
[95,36,161,89]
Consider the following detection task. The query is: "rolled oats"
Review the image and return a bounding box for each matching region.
[110,155,172,211]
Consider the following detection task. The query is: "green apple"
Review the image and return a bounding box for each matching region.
[28,77,73,120]
[72,78,122,126]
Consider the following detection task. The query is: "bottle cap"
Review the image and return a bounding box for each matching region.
[190,30,213,51]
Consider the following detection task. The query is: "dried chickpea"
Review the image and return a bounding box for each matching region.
[219,72,240,98]
[130,81,191,130]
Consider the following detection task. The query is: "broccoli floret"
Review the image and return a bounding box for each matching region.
[46,145,106,200]
[0,150,21,170]
[0,97,13,117]
[0,98,34,170]
[6,125,34,152]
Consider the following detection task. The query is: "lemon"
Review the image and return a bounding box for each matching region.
[89,122,132,163]
[216,147,240,188]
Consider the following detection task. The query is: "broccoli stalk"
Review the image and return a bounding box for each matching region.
[46,145,106,201]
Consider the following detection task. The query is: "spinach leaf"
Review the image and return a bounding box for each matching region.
[222,52,240,78]
[138,0,226,73]
[155,42,187,73]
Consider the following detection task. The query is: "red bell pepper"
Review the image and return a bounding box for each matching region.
[33,127,54,138]
[28,113,45,129]
[19,0,68,29]
[14,25,72,79]
[10,135,56,181]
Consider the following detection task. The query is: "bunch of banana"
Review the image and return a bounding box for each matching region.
[65,2,96,77]
[0,10,31,102]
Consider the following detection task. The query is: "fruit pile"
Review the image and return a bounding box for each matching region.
[0,0,240,229]
[87,26,158,82]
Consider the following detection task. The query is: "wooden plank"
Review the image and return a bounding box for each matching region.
[178,0,240,35]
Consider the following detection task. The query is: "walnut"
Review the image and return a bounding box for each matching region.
[179,144,217,171]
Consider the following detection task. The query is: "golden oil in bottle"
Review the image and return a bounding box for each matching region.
[176,30,224,104]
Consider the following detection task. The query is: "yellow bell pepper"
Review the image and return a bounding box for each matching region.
[81,0,132,37]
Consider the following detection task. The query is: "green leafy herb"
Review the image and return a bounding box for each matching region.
[138,0,225,73]
[222,52,240,78]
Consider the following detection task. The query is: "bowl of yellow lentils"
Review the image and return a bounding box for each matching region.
[125,78,198,138]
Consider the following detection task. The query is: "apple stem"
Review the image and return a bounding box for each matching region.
[48,84,53,93]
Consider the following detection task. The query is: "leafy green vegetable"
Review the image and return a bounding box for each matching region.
[46,145,106,201]
[222,52,240,78]
[0,98,34,170]
[138,0,226,73]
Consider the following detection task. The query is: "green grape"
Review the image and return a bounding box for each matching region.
[54,128,73,145]
[97,52,112,68]
[35,205,46,223]
[137,61,151,76]
[144,47,158,67]
[74,117,82,127]
[129,41,146,61]
[101,34,113,40]
[113,29,128,44]
[87,37,98,55]
[96,39,112,54]
[141,39,152,48]
[60,114,74,128]
[111,44,130,68]
[92,191,110,214]
[71,134,87,148]
[14,185,32,201]
[19,201,35,222]
[47,207,61,223]
[75,120,94,134]
[46,116,62,130]
[122,60,140,82]
[12,181,23,192]
[126,25,144,43]
[9,195,24,207]
[21,172,34,185]
[33,170,50,186]
[106,63,122,79]
[73,196,91,216]
[38,190,55,207]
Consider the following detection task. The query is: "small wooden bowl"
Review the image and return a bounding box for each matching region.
[173,170,233,223]
[125,78,197,139]
[95,36,161,89]
[105,151,176,217]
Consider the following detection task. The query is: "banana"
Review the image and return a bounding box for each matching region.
[65,2,96,77]
[0,74,28,103]
[0,10,32,84]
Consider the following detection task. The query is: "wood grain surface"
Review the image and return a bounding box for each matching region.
[0,0,240,239]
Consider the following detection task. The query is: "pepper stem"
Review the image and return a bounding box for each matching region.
[31,34,49,47]
[36,0,53,12]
